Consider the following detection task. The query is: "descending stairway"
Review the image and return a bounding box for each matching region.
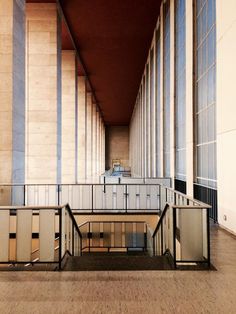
[63,252,174,271]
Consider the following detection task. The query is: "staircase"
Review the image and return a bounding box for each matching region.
[63,252,174,271]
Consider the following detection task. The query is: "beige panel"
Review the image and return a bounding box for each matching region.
[216,0,236,234]
[0,210,10,261]
[16,210,32,262]
[180,209,203,261]
[39,209,55,261]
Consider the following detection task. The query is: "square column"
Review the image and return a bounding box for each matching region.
[77,76,86,182]
[0,0,25,186]
[61,50,76,183]
[25,3,61,184]
[86,92,92,180]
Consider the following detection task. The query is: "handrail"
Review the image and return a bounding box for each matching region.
[152,203,169,238]
[152,203,211,238]
[160,184,211,208]
[64,204,82,238]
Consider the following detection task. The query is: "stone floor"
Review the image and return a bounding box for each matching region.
[0,224,236,313]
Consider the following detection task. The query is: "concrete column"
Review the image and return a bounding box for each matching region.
[169,0,175,182]
[91,101,97,178]
[61,50,76,183]
[77,76,86,182]
[26,3,61,184]
[86,92,92,180]
[216,0,236,233]
[159,3,164,177]
[185,0,194,196]
[96,111,99,176]
[0,0,25,187]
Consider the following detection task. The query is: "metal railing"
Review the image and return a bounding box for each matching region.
[152,201,211,268]
[0,204,82,270]
[0,183,164,214]
[78,221,147,253]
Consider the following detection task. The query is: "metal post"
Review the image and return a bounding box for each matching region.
[57,184,60,206]
[161,223,163,255]
[173,207,177,269]
[23,184,26,206]
[58,208,62,270]
[125,184,128,213]
[72,225,75,256]
[91,185,94,213]
[207,207,211,268]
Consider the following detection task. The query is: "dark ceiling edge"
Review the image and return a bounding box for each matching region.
[56,0,105,124]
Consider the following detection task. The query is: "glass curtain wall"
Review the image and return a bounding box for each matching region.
[195,0,217,189]
[156,28,161,177]
[175,0,186,184]
[163,0,171,177]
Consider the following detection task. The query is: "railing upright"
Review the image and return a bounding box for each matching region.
[173,207,177,269]
[58,207,62,270]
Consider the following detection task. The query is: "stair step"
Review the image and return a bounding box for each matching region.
[63,254,174,271]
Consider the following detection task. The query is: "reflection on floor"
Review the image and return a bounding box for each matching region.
[0,224,235,313]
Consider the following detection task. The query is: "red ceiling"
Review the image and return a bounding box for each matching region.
[27,0,161,125]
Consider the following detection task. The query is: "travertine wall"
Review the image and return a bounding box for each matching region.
[0,0,25,185]
[25,3,61,184]
[105,126,129,170]
[216,0,236,233]
[61,50,76,183]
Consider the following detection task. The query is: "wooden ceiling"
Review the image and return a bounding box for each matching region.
[27,0,161,125]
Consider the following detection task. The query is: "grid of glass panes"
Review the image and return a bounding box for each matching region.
[150,49,155,176]
[146,64,150,177]
[195,0,216,188]
[156,29,161,177]
[163,1,171,177]
[175,0,186,181]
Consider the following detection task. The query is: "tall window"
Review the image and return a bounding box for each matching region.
[145,64,150,177]
[175,0,186,182]
[156,29,161,177]
[195,0,216,188]
[163,0,171,177]
[150,49,155,176]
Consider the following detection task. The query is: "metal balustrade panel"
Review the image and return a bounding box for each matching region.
[139,185,147,210]
[150,185,160,209]
[81,185,92,209]
[116,185,125,210]
[16,210,32,262]
[105,185,113,210]
[91,222,100,247]
[125,222,133,247]
[0,210,10,261]
[39,209,55,262]
[127,185,137,210]
[179,208,204,261]
[136,222,145,248]
[93,185,104,210]
[103,222,111,247]
[114,222,122,247]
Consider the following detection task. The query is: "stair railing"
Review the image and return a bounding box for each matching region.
[152,202,211,268]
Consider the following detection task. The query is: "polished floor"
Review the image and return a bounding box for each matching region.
[0,225,236,314]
